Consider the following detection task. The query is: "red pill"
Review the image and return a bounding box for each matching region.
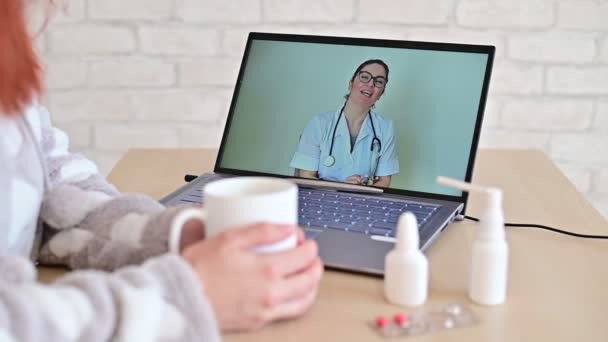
[375,316,389,328]
[393,313,409,326]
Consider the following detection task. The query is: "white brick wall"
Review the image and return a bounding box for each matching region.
[598,170,608,193]
[547,67,608,94]
[48,25,136,54]
[176,0,261,23]
[40,0,608,219]
[501,99,593,130]
[129,89,228,122]
[507,32,597,64]
[457,0,554,29]
[95,123,180,149]
[222,26,315,56]
[53,0,86,23]
[89,0,173,20]
[550,134,608,163]
[558,0,608,30]
[598,102,608,133]
[601,36,608,63]
[44,59,87,89]
[49,90,132,121]
[358,0,450,24]
[139,27,221,55]
[178,58,240,86]
[407,28,507,57]
[264,0,354,23]
[479,129,551,150]
[481,97,502,128]
[89,58,176,87]
[491,61,543,95]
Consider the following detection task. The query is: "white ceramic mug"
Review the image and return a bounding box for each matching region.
[170,177,298,253]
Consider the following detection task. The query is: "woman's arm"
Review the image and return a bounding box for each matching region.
[0,254,220,341]
[34,105,202,270]
[289,115,324,174]
[375,118,399,181]
[373,175,391,188]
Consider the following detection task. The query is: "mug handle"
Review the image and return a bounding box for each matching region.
[169,208,207,254]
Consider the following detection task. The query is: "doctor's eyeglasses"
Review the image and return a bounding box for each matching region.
[358,71,387,88]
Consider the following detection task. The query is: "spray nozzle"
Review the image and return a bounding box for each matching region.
[396,212,419,251]
[437,177,502,215]
[436,176,505,240]
[436,176,500,196]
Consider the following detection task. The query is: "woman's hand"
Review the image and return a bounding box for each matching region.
[181,224,323,332]
[178,218,206,251]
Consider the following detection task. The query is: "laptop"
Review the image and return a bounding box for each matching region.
[161,32,495,275]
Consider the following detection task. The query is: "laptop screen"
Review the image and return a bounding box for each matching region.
[216,33,494,200]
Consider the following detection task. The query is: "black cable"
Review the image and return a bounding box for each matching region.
[184,174,198,182]
[464,215,608,239]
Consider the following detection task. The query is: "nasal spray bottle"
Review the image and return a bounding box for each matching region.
[437,176,508,305]
[384,212,429,307]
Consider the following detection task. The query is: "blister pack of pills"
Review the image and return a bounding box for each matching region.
[370,303,478,338]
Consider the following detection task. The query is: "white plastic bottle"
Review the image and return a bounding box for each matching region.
[437,176,508,306]
[469,188,508,305]
[384,212,428,307]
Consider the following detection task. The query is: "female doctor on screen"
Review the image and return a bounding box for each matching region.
[290,59,399,187]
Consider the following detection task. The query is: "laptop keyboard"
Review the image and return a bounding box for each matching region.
[298,189,438,237]
[171,181,440,238]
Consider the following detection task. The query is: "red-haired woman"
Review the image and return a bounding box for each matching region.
[0,1,322,340]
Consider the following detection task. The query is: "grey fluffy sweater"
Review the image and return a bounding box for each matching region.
[0,104,220,341]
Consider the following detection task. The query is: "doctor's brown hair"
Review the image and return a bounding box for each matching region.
[0,0,44,116]
[345,59,390,101]
[350,59,390,84]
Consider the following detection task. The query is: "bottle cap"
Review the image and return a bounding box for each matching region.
[396,212,419,251]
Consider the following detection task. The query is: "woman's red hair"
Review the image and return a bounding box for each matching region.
[0,0,43,116]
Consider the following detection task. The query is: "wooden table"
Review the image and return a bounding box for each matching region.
[40,149,608,341]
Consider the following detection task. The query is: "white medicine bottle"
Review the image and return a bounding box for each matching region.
[384,212,428,307]
[436,176,508,306]
[468,188,508,305]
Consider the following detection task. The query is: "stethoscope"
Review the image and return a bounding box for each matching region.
[323,105,382,185]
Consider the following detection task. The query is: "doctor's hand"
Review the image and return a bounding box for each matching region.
[181,224,323,332]
[345,175,364,185]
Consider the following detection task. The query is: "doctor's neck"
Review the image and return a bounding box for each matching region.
[343,100,370,124]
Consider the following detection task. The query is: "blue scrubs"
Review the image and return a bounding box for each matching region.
[290,107,399,182]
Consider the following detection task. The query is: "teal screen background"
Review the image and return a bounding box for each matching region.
[220,39,489,196]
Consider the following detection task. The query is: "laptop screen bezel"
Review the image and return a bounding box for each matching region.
[214,32,495,213]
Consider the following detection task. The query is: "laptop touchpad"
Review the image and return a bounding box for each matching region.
[304,228,323,240]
